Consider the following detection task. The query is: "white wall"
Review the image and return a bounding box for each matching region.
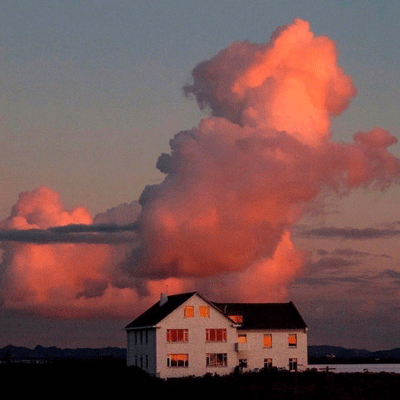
[155,294,238,378]
[236,329,308,371]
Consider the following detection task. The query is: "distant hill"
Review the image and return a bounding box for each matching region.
[308,345,400,363]
[0,345,126,363]
[2,344,400,364]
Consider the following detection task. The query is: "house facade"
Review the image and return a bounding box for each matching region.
[125,292,307,378]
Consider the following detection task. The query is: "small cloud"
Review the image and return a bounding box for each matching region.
[294,277,331,286]
[310,256,357,270]
[301,226,400,240]
[332,248,371,257]
[375,269,400,280]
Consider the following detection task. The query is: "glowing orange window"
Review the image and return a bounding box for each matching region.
[184,306,194,318]
[199,305,210,317]
[288,334,297,347]
[263,334,272,348]
[238,334,247,343]
[167,354,188,367]
[230,315,243,323]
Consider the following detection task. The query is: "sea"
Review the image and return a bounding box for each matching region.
[308,364,400,374]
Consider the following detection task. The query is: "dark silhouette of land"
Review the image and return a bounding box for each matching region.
[3,344,400,364]
[2,344,400,399]
[309,345,400,364]
[1,360,400,399]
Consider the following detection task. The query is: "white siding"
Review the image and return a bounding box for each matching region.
[235,329,308,371]
[155,294,238,378]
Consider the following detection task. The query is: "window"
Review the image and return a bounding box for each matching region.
[206,353,227,367]
[206,328,227,342]
[288,334,297,347]
[184,306,194,318]
[237,334,247,343]
[264,358,273,369]
[167,329,188,342]
[167,354,189,367]
[289,358,297,371]
[229,315,243,323]
[134,329,148,345]
[199,305,210,317]
[263,334,272,348]
[239,359,248,368]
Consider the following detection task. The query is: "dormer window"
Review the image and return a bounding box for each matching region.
[229,315,243,324]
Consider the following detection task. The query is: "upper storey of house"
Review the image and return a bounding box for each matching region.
[125,292,307,331]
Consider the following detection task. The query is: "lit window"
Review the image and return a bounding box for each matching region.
[264,358,273,369]
[237,334,247,343]
[167,329,188,342]
[184,306,194,318]
[206,353,227,367]
[206,328,227,342]
[167,354,189,367]
[263,334,272,348]
[288,334,297,347]
[199,305,210,317]
[229,315,243,323]
[289,358,297,371]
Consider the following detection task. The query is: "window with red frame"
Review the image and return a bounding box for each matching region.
[206,328,227,342]
[167,329,188,342]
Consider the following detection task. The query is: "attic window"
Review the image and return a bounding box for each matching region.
[184,306,194,318]
[229,315,243,324]
[199,305,210,317]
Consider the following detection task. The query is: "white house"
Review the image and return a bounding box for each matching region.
[125,292,308,378]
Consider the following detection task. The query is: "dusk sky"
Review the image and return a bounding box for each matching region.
[1,1,400,352]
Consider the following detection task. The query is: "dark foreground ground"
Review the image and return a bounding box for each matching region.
[2,359,400,399]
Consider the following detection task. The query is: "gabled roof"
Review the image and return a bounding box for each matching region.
[125,292,307,331]
[212,301,307,330]
[125,292,197,329]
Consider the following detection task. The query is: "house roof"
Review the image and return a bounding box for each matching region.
[125,292,307,331]
[125,292,197,329]
[212,301,307,330]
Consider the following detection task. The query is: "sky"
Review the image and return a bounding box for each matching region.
[1,1,400,351]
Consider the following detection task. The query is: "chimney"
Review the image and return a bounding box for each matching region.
[160,292,168,306]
